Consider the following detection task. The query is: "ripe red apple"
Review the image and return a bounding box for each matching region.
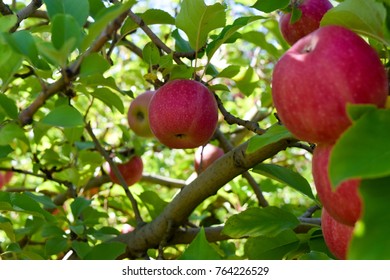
[0,171,13,189]
[148,79,219,149]
[272,25,388,144]
[322,208,354,260]
[108,156,143,186]
[312,144,361,226]
[127,90,155,138]
[279,0,333,45]
[194,144,224,174]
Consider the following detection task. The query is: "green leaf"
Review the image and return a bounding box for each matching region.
[0,145,13,158]
[88,0,106,19]
[179,227,221,260]
[121,9,175,36]
[80,53,111,77]
[329,109,390,186]
[81,1,136,51]
[70,197,91,219]
[241,31,280,59]
[51,14,82,51]
[216,65,241,79]
[348,176,390,259]
[245,229,300,259]
[24,192,57,209]
[176,0,226,50]
[89,87,125,113]
[0,216,15,242]
[299,251,332,260]
[10,193,54,222]
[222,207,300,238]
[252,164,316,200]
[83,242,127,260]
[142,42,160,65]
[0,94,18,119]
[170,65,194,80]
[252,0,290,13]
[4,31,48,69]
[171,29,193,53]
[206,16,264,61]
[72,240,92,259]
[234,67,259,96]
[247,124,293,153]
[45,236,69,256]
[0,43,23,89]
[321,0,389,45]
[0,123,29,147]
[43,0,89,27]
[0,15,17,32]
[139,191,168,220]
[41,105,84,128]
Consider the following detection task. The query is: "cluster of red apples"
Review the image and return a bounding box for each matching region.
[109,79,223,186]
[275,0,388,259]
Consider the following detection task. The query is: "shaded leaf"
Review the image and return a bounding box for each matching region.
[83,242,127,260]
[51,14,82,51]
[253,164,316,200]
[0,216,15,242]
[142,42,160,65]
[80,53,111,77]
[89,87,125,113]
[0,94,18,119]
[245,229,300,259]
[70,197,91,220]
[223,207,300,238]
[179,227,221,260]
[348,176,390,259]
[43,0,89,27]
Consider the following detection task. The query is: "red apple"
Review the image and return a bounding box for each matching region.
[194,144,224,174]
[0,171,13,189]
[127,90,155,138]
[108,156,143,186]
[148,79,219,149]
[312,144,361,226]
[272,25,388,144]
[322,208,354,260]
[279,0,333,45]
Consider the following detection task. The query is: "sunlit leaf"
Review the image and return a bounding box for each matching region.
[321,0,389,45]
[252,0,290,13]
[41,105,84,128]
[247,124,293,153]
[329,109,390,186]
[176,0,226,50]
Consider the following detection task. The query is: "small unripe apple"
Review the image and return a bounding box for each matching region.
[149,79,219,149]
[127,90,155,138]
[279,0,333,45]
[312,144,361,226]
[322,208,354,260]
[272,25,388,144]
[108,156,143,186]
[194,144,224,174]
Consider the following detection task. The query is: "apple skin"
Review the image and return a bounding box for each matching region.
[272,25,388,144]
[108,156,143,186]
[312,144,361,226]
[279,0,333,45]
[149,79,219,149]
[322,208,354,260]
[127,90,155,138]
[0,171,13,189]
[194,144,224,174]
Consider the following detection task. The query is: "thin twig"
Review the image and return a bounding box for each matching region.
[0,0,13,15]
[214,93,266,135]
[11,0,43,32]
[85,122,144,226]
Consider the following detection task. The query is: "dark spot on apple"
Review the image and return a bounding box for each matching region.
[175,133,185,138]
[136,111,145,121]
